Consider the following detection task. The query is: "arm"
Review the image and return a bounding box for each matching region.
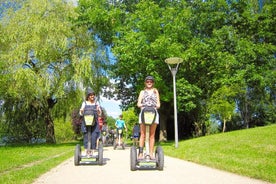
[97,105,102,116]
[79,102,85,116]
[115,120,118,128]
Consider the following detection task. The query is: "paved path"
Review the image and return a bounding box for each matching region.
[33,146,270,184]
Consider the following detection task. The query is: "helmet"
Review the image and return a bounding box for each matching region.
[145,76,154,82]
[86,87,95,96]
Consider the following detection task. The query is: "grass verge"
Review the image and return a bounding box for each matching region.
[0,142,76,184]
[161,124,276,183]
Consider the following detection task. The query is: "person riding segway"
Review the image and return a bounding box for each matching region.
[132,123,140,147]
[114,114,127,149]
[130,76,164,171]
[74,89,104,166]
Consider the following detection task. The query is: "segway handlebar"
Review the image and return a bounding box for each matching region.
[140,105,157,109]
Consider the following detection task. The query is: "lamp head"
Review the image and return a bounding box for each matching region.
[165,57,183,65]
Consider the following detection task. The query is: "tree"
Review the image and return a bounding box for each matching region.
[77,0,276,140]
[0,0,109,143]
[108,1,192,140]
[208,86,236,132]
[122,107,138,139]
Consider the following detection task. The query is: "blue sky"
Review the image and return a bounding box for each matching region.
[99,96,121,119]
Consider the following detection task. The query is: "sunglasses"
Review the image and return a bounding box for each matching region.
[146,80,153,84]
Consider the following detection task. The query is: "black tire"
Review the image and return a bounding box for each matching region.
[87,127,92,151]
[122,143,125,150]
[156,146,164,170]
[102,136,106,146]
[130,146,137,171]
[113,142,117,150]
[74,144,81,166]
[98,143,104,165]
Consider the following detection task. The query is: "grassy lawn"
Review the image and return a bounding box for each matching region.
[161,124,276,183]
[0,142,76,184]
[0,125,275,184]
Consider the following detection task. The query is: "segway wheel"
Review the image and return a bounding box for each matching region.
[156,146,164,170]
[74,144,81,166]
[98,143,104,165]
[130,146,137,171]
[122,143,125,150]
[113,142,117,150]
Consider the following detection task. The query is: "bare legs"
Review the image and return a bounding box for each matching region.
[149,123,157,158]
[138,123,157,159]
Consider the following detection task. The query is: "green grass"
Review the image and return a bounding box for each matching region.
[161,124,276,183]
[0,142,76,184]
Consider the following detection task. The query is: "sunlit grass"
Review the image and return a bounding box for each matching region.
[161,124,276,183]
[0,142,76,184]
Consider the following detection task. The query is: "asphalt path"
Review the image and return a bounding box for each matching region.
[33,145,270,184]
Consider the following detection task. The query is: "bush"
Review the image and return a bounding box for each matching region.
[54,118,75,143]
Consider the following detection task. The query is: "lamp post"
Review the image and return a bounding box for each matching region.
[165,57,183,148]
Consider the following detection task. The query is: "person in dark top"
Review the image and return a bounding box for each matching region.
[79,89,102,157]
[132,123,140,147]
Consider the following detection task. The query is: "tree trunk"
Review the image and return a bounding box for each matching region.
[158,104,168,142]
[45,111,56,144]
[222,118,226,133]
[159,109,167,142]
[244,99,249,129]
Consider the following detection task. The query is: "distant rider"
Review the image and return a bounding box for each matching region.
[115,114,127,144]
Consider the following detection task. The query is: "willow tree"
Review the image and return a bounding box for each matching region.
[0,0,109,143]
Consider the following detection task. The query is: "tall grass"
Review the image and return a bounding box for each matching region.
[161,124,276,183]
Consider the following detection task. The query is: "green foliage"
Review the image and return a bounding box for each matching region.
[0,0,110,143]
[54,118,75,143]
[122,107,138,138]
[177,78,202,112]
[208,85,237,132]
[105,115,116,129]
[91,0,276,137]
[0,0,79,143]
[1,0,275,142]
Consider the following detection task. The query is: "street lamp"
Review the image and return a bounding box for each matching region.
[165,57,183,148]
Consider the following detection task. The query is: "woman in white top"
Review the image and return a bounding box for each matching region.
[137,76,161,159]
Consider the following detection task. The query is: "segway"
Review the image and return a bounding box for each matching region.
[101,129,108,146]
[113,128,125,150]
[74,115,103,166]
[130,107,164,171]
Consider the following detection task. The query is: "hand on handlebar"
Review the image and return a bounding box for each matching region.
[140,105,157,109]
